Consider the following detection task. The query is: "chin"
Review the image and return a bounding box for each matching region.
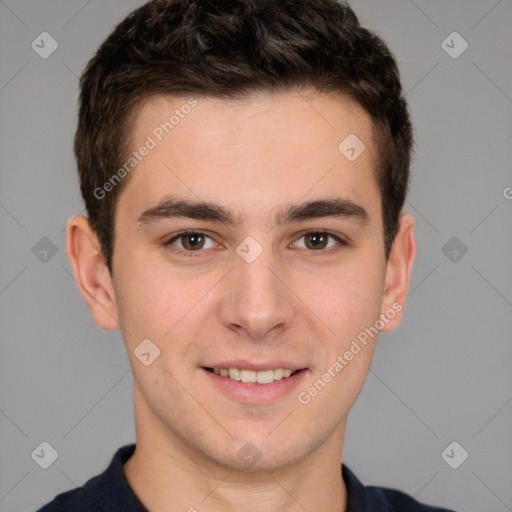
[201,434,311,474]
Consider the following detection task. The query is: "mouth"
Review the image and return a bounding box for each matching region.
[201,365,308,404]
[203,367,301,384]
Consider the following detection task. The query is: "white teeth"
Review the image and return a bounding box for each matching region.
[240,370,256,383]
[273,368,284,380]
[211,367,298,384]
[228,368,241,381]
[256,370,275,384]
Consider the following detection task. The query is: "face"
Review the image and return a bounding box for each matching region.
[77,89,414,472]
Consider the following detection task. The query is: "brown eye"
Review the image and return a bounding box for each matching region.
[165,231,217,253]
[181,233,205,250]
[292,231,345,253]
[304,232,329,250]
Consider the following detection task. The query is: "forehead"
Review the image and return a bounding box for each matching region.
[117,89,381,225]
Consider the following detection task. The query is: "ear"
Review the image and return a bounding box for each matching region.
[65,214,120,330]
[379,213,416,332]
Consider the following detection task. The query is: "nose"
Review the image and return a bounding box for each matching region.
[218,247,295,340]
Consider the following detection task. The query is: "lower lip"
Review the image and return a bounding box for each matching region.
[201,368,308,404]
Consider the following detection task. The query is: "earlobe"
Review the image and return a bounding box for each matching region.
[65,215,120,331]
[380,214,416,332]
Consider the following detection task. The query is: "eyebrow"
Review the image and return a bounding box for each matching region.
[136,196,370,227]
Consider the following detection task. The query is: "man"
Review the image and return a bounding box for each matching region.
[37,0,456,510]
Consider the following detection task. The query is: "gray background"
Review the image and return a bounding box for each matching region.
[1,1,511,511]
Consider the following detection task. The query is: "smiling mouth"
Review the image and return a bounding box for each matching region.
[203,367,302,384]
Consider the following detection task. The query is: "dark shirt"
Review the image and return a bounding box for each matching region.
[36,444,456,511]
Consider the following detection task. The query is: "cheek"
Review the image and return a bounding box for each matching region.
[114,253,223,350]
[303,262,384,338]
[113,256,178,341]
[294,267,383,415]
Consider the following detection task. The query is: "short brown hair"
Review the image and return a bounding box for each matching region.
[74,0,412,274]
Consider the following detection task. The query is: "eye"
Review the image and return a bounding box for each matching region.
[164,231,217,252]
[163,230,346,257]
[292,231,345,252]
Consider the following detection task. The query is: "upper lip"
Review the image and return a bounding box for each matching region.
[203,360,307,371]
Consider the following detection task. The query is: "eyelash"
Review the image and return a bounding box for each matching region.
[163,230,347,257]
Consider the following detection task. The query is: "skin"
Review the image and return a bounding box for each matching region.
[66,89,416,512]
